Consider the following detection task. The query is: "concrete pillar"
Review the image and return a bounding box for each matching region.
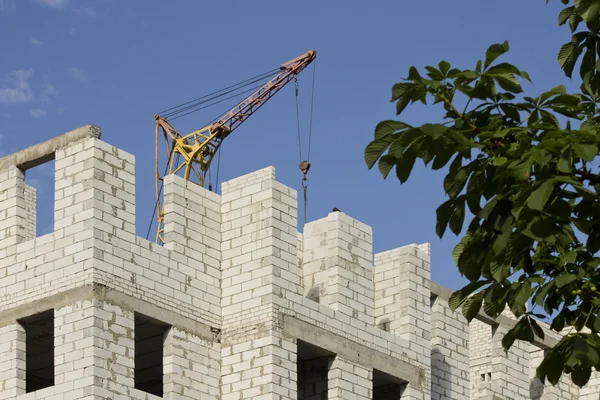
[328,356,372,400]
[220,166,300,399]
[0,323,26,399]
[54,138,135,235]
[0,166,29,251]
[302,211,373,324]
[374,244,431,399]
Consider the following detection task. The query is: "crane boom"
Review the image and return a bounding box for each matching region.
[153,49,317,244]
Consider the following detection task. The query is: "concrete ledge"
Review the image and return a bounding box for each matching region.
[0,125,101,171]
[281,314,423,387]
[431,282,558,349]
[0,283,217,342]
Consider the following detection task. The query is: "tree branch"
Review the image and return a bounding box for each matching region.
[440,95,480,133]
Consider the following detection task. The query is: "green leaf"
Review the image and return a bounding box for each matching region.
[534,281,555,307]
[502,327,517,351]
[513,316,535,342]
[365,120,412,169]
[573,143,598,162]
[436,200,453,239]
[530,317,545,340]
[559,6,575,25]
[378,155,395,179]
[439,60,450,75]
[587,227,600,254]
[485,41,509,70]
[492,73,523,93]
[462,291,485,322]
[572,365,592,387]
[444,168,469,198]
[558,42,583,78]
[511,282,533,318]
[490,261,511,282]
[425,66,443,81]
[527,180,555,211]
[555,274,578,288]
[374,120,411,140]
[449,197,466,235]
[449,281,489,312]
[452,238,467,265]
[391,83,422,115]
[511,160,532,181]
[419,123,447,139]
[396,150,417,184]
[575,0,600,22]
[558,146,572,173]
[593,314,600,332]
[493,157,508,166]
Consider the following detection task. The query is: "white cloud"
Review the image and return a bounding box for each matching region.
[30,109,47,118]
[29,37,43,46]
[34,0,67,8]
[0,69,34,105]
[39,79,59,103]
[67,67,87,83]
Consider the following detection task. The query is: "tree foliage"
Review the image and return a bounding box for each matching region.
[365,0,600,387]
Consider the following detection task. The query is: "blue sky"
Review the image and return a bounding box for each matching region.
[0,0,577,290]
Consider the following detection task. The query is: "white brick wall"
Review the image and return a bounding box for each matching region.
[431,296,469,400]
[0,132,595,400]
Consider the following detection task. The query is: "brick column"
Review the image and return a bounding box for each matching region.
[0,323,26,399]
[302,211,373,324]
[374,244,431,399]
[430,296,470,399]
[54,138,135,235]
[163,326,220,399]
[55,299,135,398]
[23,184,36,240]
[220,166,300,399]
[328,356,372,400]
[162,174,221,319]
[0,166,29,251]
[489,324,530,399]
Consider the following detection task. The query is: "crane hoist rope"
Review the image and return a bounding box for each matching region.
[150,50,317,244]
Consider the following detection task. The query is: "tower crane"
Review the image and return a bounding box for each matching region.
[153,50,317,244]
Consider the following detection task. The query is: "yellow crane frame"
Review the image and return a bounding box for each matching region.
[154,50,316,244]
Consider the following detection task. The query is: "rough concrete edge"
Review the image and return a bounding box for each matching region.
[431,282,558,349]
[0,283,216,342]
[281,314,422,387]
[0,125,101,171]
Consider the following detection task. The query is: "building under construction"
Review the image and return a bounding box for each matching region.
[1,51,599,400]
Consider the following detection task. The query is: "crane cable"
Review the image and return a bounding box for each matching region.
[296,59,317,226]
